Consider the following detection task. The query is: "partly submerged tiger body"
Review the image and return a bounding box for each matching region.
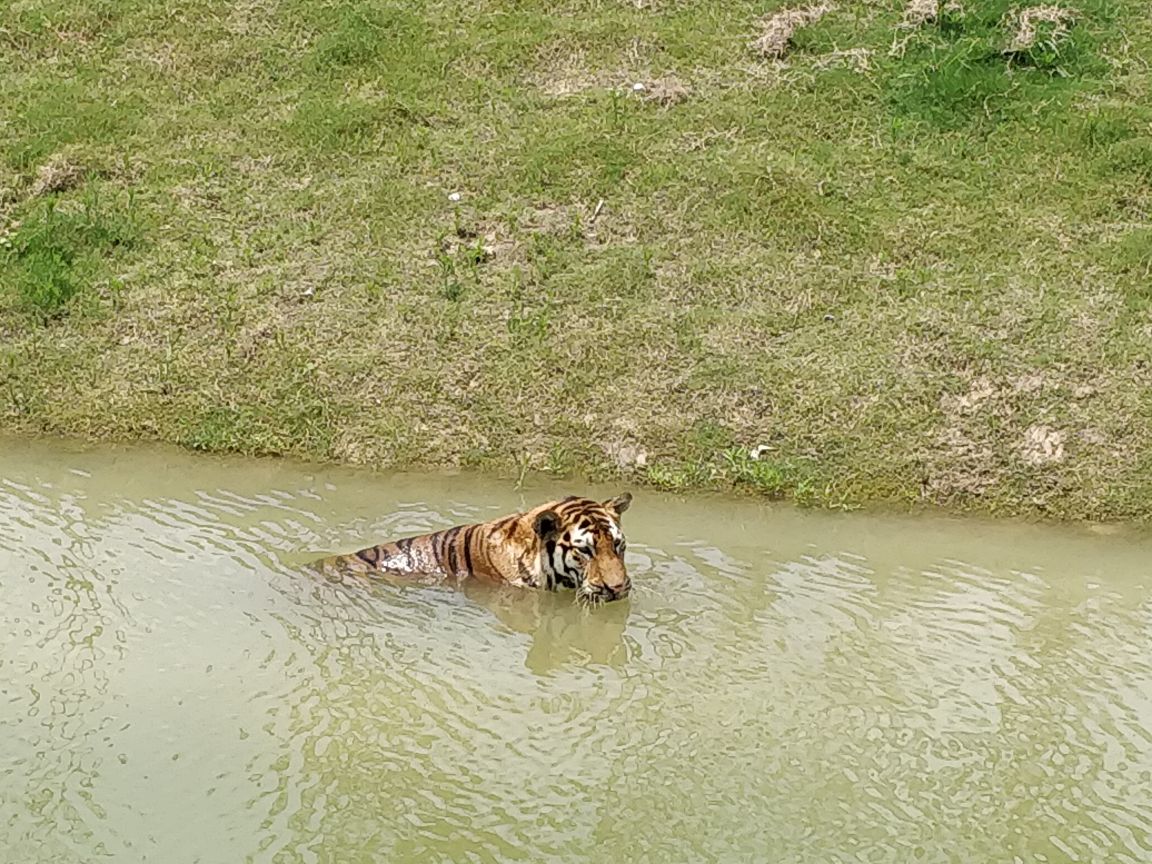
[316,493,633,604]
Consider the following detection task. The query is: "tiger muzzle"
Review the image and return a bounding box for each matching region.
[589,581,630,601]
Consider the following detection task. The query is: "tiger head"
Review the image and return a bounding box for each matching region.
[532,493,633,604]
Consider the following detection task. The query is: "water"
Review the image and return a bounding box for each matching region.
[1,437,1151,864]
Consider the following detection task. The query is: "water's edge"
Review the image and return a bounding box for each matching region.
[1,430,1144,538]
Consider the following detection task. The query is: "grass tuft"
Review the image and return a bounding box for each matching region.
[1113,228,1152,280]
[1,190,138,321]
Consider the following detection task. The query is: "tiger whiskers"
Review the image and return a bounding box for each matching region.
[577,587,605,607]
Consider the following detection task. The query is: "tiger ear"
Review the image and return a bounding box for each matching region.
[534,510,561,539]
[604,492,632,517]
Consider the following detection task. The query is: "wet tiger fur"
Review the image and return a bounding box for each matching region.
[316,493,633,605]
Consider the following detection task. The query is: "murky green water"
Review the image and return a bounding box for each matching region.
[2,438,1151,863]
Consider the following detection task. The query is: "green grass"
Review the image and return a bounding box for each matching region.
[2,0,1152,520]
[880,0,1113,128]
[1,190,138,320]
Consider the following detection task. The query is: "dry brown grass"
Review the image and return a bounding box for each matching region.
[890,0,968,56]
[1005,5,1078,53]
[29,154,85,198]
[902,0,940,28]
[813,47,873,72]
[1020,424,1067,466]
[750,3,836,59]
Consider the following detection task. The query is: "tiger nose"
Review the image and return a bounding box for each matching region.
[597,582,629,600]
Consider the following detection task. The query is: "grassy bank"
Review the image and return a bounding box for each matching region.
[2,0,1151,520]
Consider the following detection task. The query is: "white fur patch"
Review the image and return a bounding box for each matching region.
[569,524,594,549]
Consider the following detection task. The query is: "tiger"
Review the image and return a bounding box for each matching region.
[315,493,633,605]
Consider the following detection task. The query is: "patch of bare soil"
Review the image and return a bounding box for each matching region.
[437,224,501,263]
[602,439,649,470]
[939,376,997,415]
[926,373,1077,499]
[537,67,692,105]
[595,417,649,471]
[434,199,632,273]
[632,76,692,106]
[533,37,660,98]
[522,200,633,247]
[537,69,606,98]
